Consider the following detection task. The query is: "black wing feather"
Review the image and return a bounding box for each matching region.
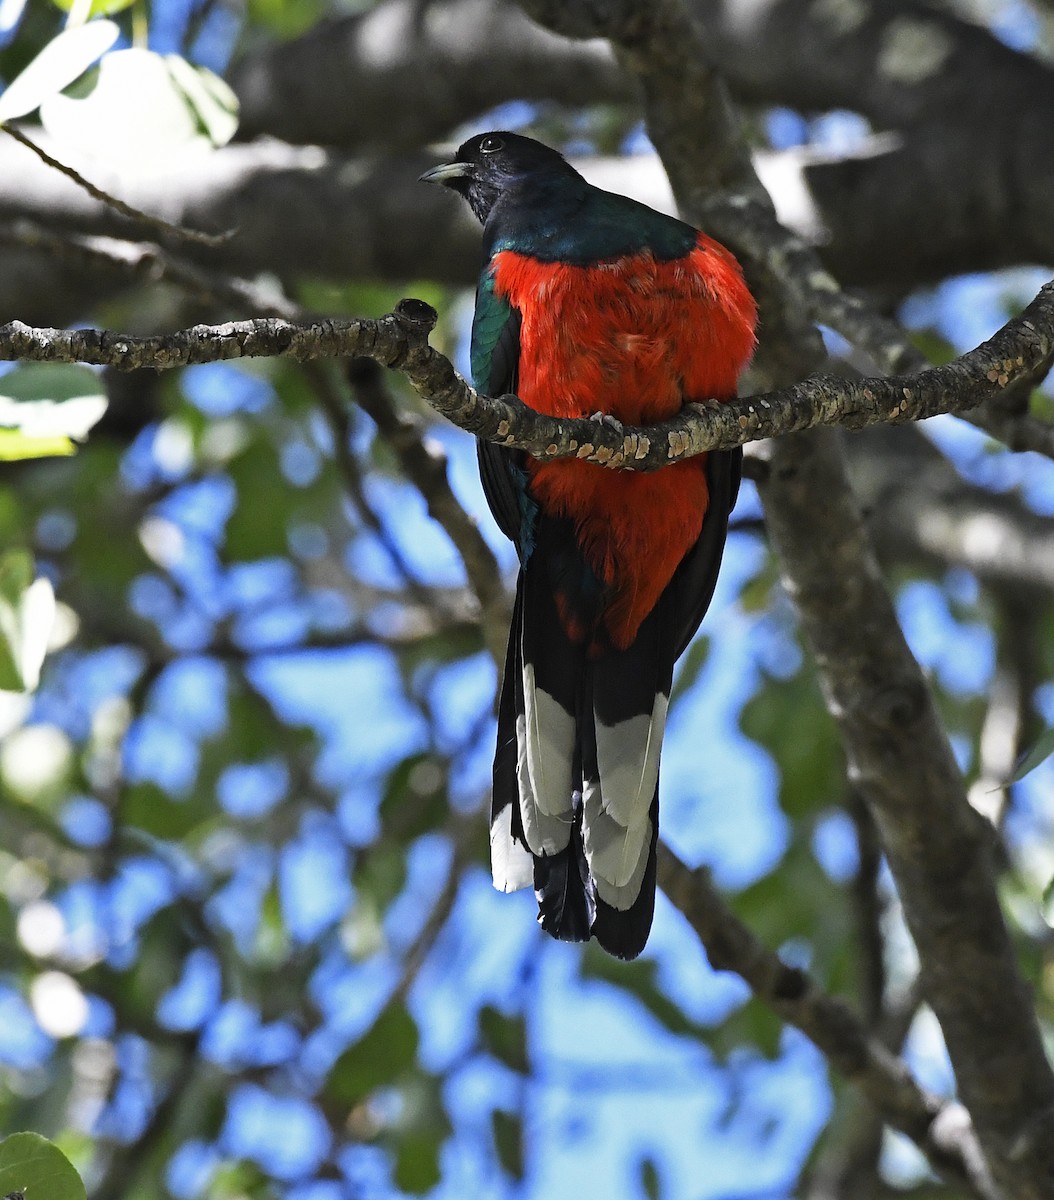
[477,307,529,555]
[672,448,742,658]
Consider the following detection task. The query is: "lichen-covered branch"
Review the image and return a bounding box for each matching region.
[2,281,1052,465]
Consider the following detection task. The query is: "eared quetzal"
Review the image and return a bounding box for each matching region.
[421,132,756,960]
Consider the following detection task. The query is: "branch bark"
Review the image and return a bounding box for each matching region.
[221,0,1054,289]
[684,0,1054,287]
[754,426,1054,1200]
[847,426,1054,595]
[658,845,998,1200]
[520,0,1054,1195]
[230,0,627,149]
[3,285,1051,463]
[0,131,481,322]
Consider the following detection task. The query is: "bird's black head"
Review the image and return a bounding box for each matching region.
[419,131,583,225]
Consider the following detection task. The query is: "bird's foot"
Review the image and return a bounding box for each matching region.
[589,412,624,435]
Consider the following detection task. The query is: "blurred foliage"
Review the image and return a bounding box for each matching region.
[1,2,1054,1199]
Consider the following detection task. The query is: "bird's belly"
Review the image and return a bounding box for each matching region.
[490,244,750,646]
[528,458,710,649]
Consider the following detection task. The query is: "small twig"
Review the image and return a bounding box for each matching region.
[1,218,294,315]
[345,356,510,666]
[800,793,889,1200]
[3,123,233,248]
[304,359,435,595]
[968,594,1042,830]
[388,825,472,1008]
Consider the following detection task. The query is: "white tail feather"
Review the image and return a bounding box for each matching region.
[489,801,535,893]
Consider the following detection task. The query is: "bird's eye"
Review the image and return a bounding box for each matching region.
[479,135,504,155]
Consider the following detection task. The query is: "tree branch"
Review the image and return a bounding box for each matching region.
[658,845,998,1200]
[2,124,231,248]
[846,426,1054,594]
[754,426,1054,1200]
[2,283,1051,461]
[531,0,1054,1194]
[342,357,511,665]
[230,0,627,149]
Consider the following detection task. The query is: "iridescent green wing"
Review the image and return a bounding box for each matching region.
[471,266,533,558]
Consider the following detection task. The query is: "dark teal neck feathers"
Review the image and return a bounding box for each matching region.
[483,174,698,266]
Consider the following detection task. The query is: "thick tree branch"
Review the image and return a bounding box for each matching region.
[658,845,998,1200]
[0,133,480,323]
[535,0,1054,1194]
[2,282,1052,465]
[847,427,1054,595]
[230,0,626,149]
[755,427,1054,1200]
[222,0,1054,290]
[684,0,1054,288]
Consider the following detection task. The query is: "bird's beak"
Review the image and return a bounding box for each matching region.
[419,161,474,185]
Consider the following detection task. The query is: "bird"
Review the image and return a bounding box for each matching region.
[421,131,756,959]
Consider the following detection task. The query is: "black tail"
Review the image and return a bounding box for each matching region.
[487,450,742,960]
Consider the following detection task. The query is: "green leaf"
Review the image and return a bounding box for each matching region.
[353,843,408,914]
[1010,726,1054,782]
[707,997,784,1060]
[386,1077,452,1195]
[0,362,106,404]
[669,633,710,706]
[51,0,137,14]
[0,1132,87,1200]
[123,781,214,840]
[479,1005,527,1073]
[733,840,836,943]
[0,430,74,461]
[0,550,33,617]
[0,19,118,121]
[40,48,215,163]
[583,955,704,1040]
[739,664,843,819]
[379,753,448,842]
[247,0,330,37]
[325,1004,419,1107]
[254,881,291,967]
[164,55,239,147]
[909,327,957,367]
[0,365,108,442]
[225,441,290,561]
[639,1155,662,1200]
[119,908,194,1023]
[393,1128,443,1195]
